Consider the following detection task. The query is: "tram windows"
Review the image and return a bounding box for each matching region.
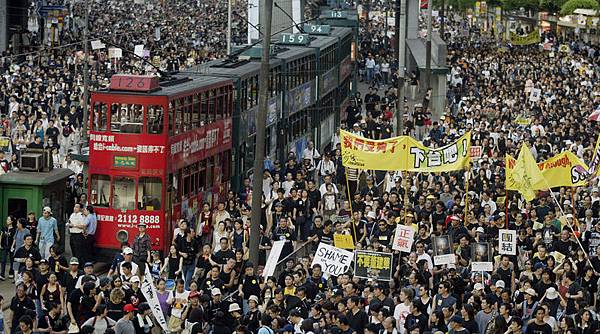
[192,94,201,128]
[174,99,183,135]
[206,157,214,188]
[168,101,174,135]
[207,90,216,124]
[93,102,108,131]
[112,176,136,211]
[215,89,224,121]
[200,91,209,126]
[147,105,164,134]
[198,160,207,191]
[139,177,162,211]
[110,104,144,134]
[183,96,192,132]
[90,174,110,207]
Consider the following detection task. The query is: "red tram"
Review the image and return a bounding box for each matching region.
[88,74,233,253]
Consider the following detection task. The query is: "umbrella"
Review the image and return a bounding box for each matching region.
[589,106,600,122]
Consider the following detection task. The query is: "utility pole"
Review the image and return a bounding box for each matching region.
[396,0,405,135]
[82,0,90,142]
[249,0,273,270]
[227,0,232,55]
[424,0,432,90]
[440,0,445,40]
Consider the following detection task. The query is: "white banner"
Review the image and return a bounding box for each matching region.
[263,240,285,278]
[90,40,105,50]
[499,229,517,255]
[312,243,354,277]
[472,262,493,271]
[247,0,260,43]
[392,225,415,252]
[292,0,301,34]
[108,47,122,59]
[141,266,168,331]
[134,44,145,58]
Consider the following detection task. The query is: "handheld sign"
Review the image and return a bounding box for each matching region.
[498,229,516,255]
[392,225,415,252]
[312,243,353,277]
[354,250,393,281]
[334,234,355,249]
[471,242,493,272]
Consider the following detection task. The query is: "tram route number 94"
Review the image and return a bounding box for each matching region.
[117,214,160,225]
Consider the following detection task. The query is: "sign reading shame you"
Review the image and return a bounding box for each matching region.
[312,243,354,276]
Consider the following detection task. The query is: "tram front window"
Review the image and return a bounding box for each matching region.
[90,174,110,207]
[139,177,162,211]
[112,176,136,210]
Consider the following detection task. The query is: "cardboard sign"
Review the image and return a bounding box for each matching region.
[134,44,145,58]
[263,240,285,278]
[108,47,122,59]
[312,243,354,277]
[334,234,355,250]
[392,225,415,252]
[529,88,541,102]
[499,229,517,255]
[470,146,482,159]
[471,243,493,271]
[433,235,455,265]
[354,250,393,281]
[90,40,105,50]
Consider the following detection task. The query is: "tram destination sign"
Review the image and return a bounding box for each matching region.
[109,74,160,92]
[324,10,348,19]
[304,24,331,35]
[279,33,310,46]
[113,155,137,168]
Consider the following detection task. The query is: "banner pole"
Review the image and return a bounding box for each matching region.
[541,179,593,268]
[464,165,469,221]
[404,171,410,223]
[505,193,509,229]
[345,167,358,245]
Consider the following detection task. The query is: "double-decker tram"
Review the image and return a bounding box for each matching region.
[88,74,233,253]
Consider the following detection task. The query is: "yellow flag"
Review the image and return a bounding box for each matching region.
[511,144,545,202]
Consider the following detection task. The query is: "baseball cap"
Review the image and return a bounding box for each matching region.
[123,304,137,313]
[189,291,199,299]
[474,283,484,291]
[130,276,140,283]
[138,222,147,227]
[39,259,48,265]
[84,262,93,268]
[211,288,222,296]
[249,295,259,303]
[449,315,463,324]
[69,257,79,265]
[43,206,52,214]
[495,280,505,289]
[476,227,485,233]
[123,247,134,255]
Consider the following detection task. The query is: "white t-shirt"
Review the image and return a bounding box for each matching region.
[82,316,116,334]
[167,290,190,319]
[394,303,411,334]
[68,212,84,234]
[118,261,139,277]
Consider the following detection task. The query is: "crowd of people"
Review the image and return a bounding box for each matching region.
[1,1,600,334]
[0,0,247,175]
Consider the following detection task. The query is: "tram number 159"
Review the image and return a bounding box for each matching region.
[117,214,160,225]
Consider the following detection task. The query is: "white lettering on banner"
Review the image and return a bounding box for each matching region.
[392,225,415,252]
[141,266,168,331]
[499,229,517,255]
[263,241,285,278]
[312,243,354,277]
[90,134,115,142]
[410,140,468,169]
[93,142,165,154]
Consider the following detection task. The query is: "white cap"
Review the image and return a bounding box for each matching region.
[495,280,505,289]
[43,206,52,214]
[130,276,140,283]
[123,247,134,255]
[367,211,376,219]
[211,288,222,296]
[476,227,485,233]
[474,283,484,291]
[228,303,241,312]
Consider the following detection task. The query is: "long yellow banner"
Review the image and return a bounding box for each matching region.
[340,130,471,172]
[509,31,540,46]
[506,151,588,190]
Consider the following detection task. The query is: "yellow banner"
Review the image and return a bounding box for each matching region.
[510,31,540,45]
[404,132,471,172]
[341,130,471,172]
[506,151,589,190]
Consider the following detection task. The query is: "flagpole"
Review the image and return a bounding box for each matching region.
[345,167,358,244]
[464,166,469,221]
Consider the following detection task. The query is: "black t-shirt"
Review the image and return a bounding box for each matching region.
[37,311,68,331]
[526,321,553,334]
[346,309,369,334]
[68,289,83,320]
[14,245,41,270]
[316,229,334,245]
[241,275,261,297]
[213,249,235,265]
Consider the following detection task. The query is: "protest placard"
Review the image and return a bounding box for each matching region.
[498,229,516,255]
[392,225,415,252]
[471,243,493,271]
[312,243,354,277]
[354,250,393,281]
[433,235,455,265]
[263,241,285,278]
[334,234,355,249]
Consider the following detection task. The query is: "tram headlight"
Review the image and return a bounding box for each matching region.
[116,230,129,243]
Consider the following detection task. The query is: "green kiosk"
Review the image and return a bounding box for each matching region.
[0,168,74,231]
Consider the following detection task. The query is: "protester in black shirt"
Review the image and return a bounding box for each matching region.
[526,308,553,334]
[213,237,236,265]
[10,284,35,334]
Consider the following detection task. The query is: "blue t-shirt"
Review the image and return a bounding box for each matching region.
[37,216,58,243]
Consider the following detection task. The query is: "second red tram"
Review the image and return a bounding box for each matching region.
[88,74,233,253]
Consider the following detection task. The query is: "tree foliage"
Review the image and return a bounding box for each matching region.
[539,0,567,13]
[560,0,599,14]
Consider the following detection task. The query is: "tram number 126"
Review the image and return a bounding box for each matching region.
[117,214,160,225]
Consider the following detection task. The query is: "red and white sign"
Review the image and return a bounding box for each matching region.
[392,225,415,252]
[470,146,483,159]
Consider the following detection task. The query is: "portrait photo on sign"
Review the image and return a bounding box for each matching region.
[471,242,491,263]
[432,235,455,265]
[432,235,452,257]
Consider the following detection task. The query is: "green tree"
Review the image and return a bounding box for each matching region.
[539,0,567,12]
[560,0,599,14]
